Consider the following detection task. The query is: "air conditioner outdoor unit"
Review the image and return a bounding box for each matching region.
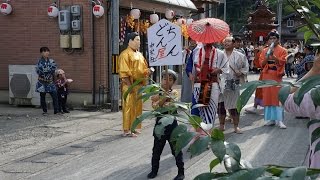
[8,65,40,106]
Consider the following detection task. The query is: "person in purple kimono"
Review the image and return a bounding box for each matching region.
[35,47,58,115]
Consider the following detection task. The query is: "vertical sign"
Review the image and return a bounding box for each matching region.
[147,19,183,66]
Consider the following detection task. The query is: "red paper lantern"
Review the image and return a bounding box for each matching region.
[48,5,59,18]
[93,5,104,18]
[0,3,12,15]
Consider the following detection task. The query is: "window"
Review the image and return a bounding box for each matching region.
[287,19,294,27]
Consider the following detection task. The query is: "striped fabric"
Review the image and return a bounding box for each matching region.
[193,83,220,124]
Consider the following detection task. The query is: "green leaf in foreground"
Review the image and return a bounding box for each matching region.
[315,141,320,154]
[190,136,210,156]
[123,78,145,101]
[170,124,188,143]
[209,158,220,172]
[211,129,225,141]
[237,167,266,180]
[225,142,241,162]
[175,131,196,156]
[310,87,320,106]
[311,127,320,145]
[237,82,260,113]
[131,111,156,132]
[294,75,320,105]
[189,115,202,129]
[210,139,226,162]
[280,166,307,179]
[278,85,291,105]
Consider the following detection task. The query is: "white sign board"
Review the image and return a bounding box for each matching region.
[147,19,183,66]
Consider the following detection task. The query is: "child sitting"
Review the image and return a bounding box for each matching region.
[148,69,184,180]
[55,69,72,113]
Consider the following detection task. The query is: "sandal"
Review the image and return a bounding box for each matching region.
[122,132,131,137]
[234,128,243,134]
[128,133,138,137]
[133,130,141,134]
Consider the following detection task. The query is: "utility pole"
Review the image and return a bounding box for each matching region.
[223,0,226,22]
[277,0,283,42]
[110,0,120,112]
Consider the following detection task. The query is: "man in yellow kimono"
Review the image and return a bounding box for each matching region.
[119,32,150,137]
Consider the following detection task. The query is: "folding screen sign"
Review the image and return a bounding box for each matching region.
[147,19,183,66]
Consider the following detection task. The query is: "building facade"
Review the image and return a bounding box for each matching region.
[0,0,197,107]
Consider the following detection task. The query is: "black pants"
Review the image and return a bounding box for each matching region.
[285,63,293,77]
[40,91,58,113]
[151,118,184,173]
[57,92,68,112]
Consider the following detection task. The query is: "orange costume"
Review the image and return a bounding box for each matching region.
[119,47,149,132]
[259,45,287,107]
[253,49,263,104]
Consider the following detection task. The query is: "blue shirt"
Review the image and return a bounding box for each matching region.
[295,53,314,80]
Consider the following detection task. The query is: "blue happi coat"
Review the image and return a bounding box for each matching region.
[35,57,57,93]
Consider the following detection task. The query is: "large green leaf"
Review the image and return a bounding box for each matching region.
[193,173,216,180]
[123,78,145,101]
[226,142,241,162]
[190,136,210,156]
[209,158,220,172]
[159,116,175,126]
[278,86,291,105]
[237,83,259,112]
[280,166,307,179]
[311,0,320,9]
[131,111,156,132]
[239,80,262,90]
[175,131,196,155]
[297,25,309,33]
[172,113,189,123]
[265,165,284,176]
[140,91,161,102]
[170,124,188,143]
[304,30,314,43]
[210,139,226,162]
[237,167,266,180]
[310,87,320,106]
[315,141,320,154]
[311,127,320,145]
[211,129,225,141]
[173,102,190,110]
[138,83,160,94]
[189,115,202,129]
[221,168,246,178]
[306,166,320,176]
[307,119,320,129]
[154,123,165,138]
[294,75,320,105]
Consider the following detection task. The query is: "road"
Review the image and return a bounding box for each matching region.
[0,74,309,180]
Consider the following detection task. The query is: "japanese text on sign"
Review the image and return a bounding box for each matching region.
[147,19,183,66]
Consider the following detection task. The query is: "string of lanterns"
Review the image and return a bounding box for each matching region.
[123,8,193,38]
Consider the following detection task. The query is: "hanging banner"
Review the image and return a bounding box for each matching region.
[147,19,183,66]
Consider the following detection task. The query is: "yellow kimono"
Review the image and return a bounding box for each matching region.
[119,47,149,132]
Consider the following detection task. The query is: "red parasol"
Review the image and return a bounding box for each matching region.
[187,18,230,43]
